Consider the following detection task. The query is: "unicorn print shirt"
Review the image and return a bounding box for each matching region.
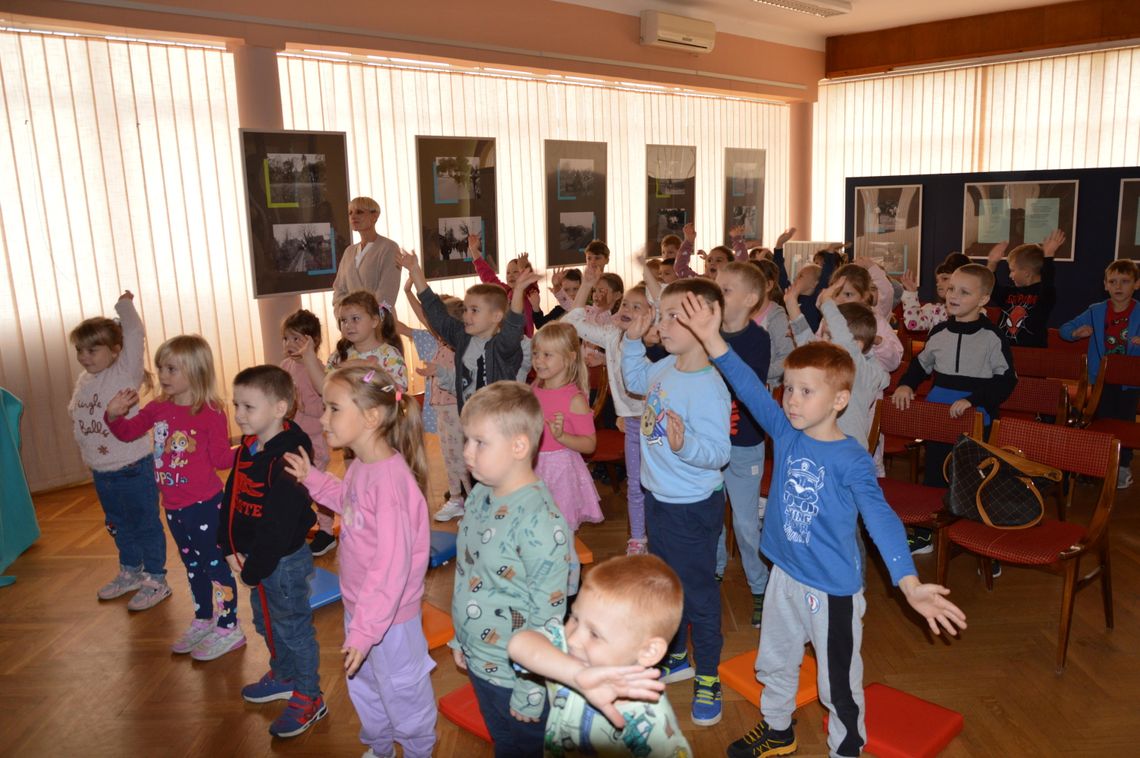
[713,347,915,596]
[106,400,233,509]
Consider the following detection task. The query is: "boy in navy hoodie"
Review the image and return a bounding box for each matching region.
[1061,258,1140,488]
[676,293,967,758]
[220,365,324,738]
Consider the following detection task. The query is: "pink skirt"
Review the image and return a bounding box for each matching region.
[535,448,603,531]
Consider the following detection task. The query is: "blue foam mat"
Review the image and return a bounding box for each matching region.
[309,566,342,610]
[430,530,458,568]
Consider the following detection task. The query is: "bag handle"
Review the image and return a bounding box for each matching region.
[974,457,1047,529]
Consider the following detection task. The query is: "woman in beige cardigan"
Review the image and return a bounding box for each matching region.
[332,196,401,311]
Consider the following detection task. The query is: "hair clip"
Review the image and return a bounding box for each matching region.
[362,369,376,384]
[379,300,393,314]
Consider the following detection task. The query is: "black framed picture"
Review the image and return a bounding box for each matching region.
[854,184,922,275]
[416,137,498,280]
[724,148,765,245]
[1116,179,1140,261]
[646,145,696,257]
[240,130,350,298]
[545,140,607,267]
[963,180,1078,260]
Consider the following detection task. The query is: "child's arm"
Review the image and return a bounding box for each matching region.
[563,308,620,353]
[818,300,860,359]
[985,241,1009,273]
[620,310,656,395]
[397,250,466,350]
[1039,229,1063,291]
[284,448,346,513]
[676,293,792,439]
[899,272,944,332]
[507,630,665,728]
[784,277,814,345]
[575,268,598,311]
[763,306,794,386]
[1060,307,1095,340]
[891,350,934,409]
[666,400,731,472]
[549,393,596,455]
[403,277,431,329]
[297,334,328,390]
[113,292,146,385]
[204,406,238,470]
[873,316,904,373]
[104,392,154,440]
[673,223,699,279]
[471,251,504,288]
[772,227,795,288]
[861,259,894,320]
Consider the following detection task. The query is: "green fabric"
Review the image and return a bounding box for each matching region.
[1,388,40,583]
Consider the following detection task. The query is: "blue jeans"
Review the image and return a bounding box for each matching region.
[715,444,770,594]
[468,672,548,758]
[249,545,320,698]
[646,487,724,677]
[92,456,165,577]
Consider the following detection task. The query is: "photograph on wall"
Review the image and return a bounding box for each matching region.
[854,184,922,276]
[240,130,350,297]
[725,149,765,245]
[545,140,607,267]
[417,137,497,280]
[646,145,696,257]
[1116,179,1140,261]
[962,180,1078,260]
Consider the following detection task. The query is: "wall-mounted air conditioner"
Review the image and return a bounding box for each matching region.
[639,11,716,54]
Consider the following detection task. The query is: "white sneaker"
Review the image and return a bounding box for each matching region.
[190,624,246,661]
[362,749,396,758]
[172,619,215,654]
[127,573,171,611]
[97,566,143,600]
[434,498,466,522]
[1117,467,1133,490]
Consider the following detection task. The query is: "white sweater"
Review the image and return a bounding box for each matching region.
[563,308,645,419]
[68,299,153,472]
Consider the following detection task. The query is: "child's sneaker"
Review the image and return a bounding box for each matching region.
[751,593,765,629]
[434,498,465,522]
[190,624,246,661]
[171,619,214,654]
[126,573,171,611]
[1118,466,1133,490]
[362,750,395,758]
[269,692,328,738]
[97,566,143,600]
[908,529,934,555]
[658,652,694,684]
[726,720,797,758]
[691,674,722,726]
[242,670,295,703]
[625,538,648,555]
[308,530,337,557]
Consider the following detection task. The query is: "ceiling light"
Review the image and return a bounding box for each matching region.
[303,48,352,57]
[388,57,450,67]
[751,0,852,18]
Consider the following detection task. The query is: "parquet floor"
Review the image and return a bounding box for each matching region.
[3,438,1140,756]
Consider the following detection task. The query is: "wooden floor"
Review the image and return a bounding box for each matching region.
[4,440,1140,757]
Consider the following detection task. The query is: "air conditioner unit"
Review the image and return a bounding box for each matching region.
[640,11,716,54]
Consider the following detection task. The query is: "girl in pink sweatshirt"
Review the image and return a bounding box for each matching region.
[106,334,244,661]
[285,365,435,758]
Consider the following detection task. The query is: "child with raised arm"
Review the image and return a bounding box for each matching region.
[285,366,436,758]
[472,241,540,336]
[673,222,746,280]
[106,335,245,660]
[621,278,732,727]
[1061,259,1140,489]
[450,382,572,757]
[899,253,971,332]
[397,248,529,414]
[507,555,692,757]
[822,263,903,373]
[535,268,582,327]
[220,366,324,738]
[986,230,1066,347]
[676,295,967,758]
[68,291,168,610]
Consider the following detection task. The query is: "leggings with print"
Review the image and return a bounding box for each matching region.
[436,404,471,500]
[164,493,238,627]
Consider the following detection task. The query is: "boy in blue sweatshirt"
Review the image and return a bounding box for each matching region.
[675,292,967,758]
[621,277,732,727]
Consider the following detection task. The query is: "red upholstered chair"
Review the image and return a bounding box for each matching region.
[876,399,982,536]
[999,376,1069,425]
[1049,327,1088,354]
[1011,346,1088,421]
[585,364,624,493]
[1081,355,1140,453]
[935,418,1120,671]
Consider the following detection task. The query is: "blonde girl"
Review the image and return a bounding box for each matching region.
[284,367,436,758]
[328,290,408,391]
[106,335,244,661]
[68,291,169,611]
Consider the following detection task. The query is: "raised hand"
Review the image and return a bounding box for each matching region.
[1041,229,1066,258]
[118,290,134,302]
[683,222,696,243]
[776,227,796,248]
[527,289,541,311]
[986,241,1009,267]
[675,291,724,353]
[818,276,846,305]
[624,308,655,342]
[105,388,139,420]
[551,268,567,292]
[580,266,601,290]
[729,224,745,240]
[466,233,482,255]
[665,410,685,452]
[282,446,312,482]
[900,270,919,292]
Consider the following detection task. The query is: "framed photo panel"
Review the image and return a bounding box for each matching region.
[545,140,607,267]
[854,184,922,275]
[724,149,765,245]
[962,180,1078,260]
[646,145,696,257]
[416,137,498,280]
[240,129,350,298]
[1116,179,1140,260]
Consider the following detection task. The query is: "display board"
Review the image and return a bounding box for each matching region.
[854,184,922,275]
[416,137,498,281]
[240,129,350,298]
[646,145,696,257]
[1116,179,1140,261]
[724,148,765,246]
[545,140,607,267]
[962,180,1078,260]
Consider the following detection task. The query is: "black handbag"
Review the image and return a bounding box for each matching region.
[943,434,1062,529]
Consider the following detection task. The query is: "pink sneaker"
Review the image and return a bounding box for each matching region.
[626,538,648,555]
[171,619,214,654]
[190,624,246,661]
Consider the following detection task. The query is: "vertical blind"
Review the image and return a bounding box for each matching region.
[812,46,1140,241]
[277,55,791,347]
[0,30,256,491]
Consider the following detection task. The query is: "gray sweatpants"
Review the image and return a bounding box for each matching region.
[756,566,867,758]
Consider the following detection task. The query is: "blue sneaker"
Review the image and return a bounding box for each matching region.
[242,671,295,703]
[692,674,722,726]
[658,653,694,684]
[269,691,327,738]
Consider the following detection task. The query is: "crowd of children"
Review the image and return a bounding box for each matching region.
[73,191,1140,755]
